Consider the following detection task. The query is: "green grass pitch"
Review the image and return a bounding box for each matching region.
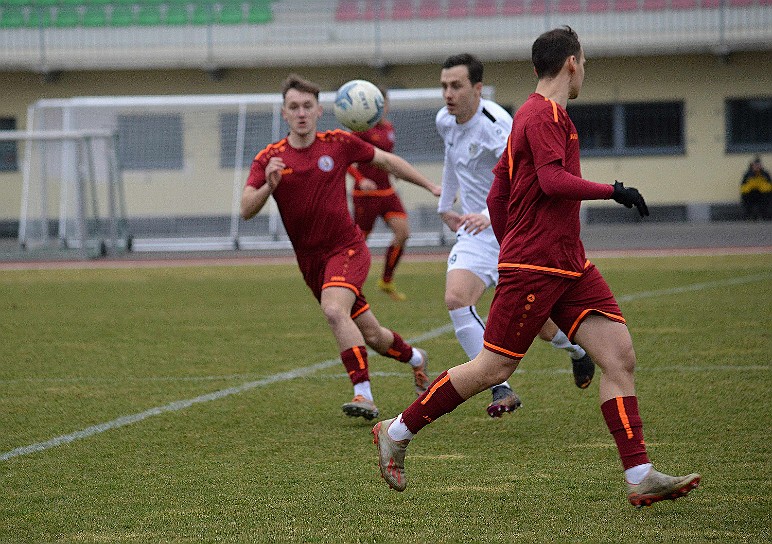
[0,253,770,542]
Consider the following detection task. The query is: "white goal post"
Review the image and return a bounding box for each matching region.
[26,87,494,253]
[1,128,129,259]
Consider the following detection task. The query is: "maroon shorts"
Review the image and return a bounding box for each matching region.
[353,192,407,235]
[296,239,371,318]
[483,262,625,359]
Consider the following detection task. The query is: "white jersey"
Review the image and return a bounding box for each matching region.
[436,98,512,254]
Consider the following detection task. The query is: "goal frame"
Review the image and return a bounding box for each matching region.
[1,128,129,259]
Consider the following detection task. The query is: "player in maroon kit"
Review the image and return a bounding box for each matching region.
[348,88,411,301]
[241,74,441,421]
[372,28,701,507]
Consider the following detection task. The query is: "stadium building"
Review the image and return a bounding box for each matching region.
[0,0,769,255]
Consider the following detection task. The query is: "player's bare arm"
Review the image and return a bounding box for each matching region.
[241,156,284,220]
[370,148,442,196]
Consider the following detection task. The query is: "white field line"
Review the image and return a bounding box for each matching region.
[2,272,770,462]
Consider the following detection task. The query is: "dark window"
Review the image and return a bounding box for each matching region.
[568,101,684,157]
[117,114,183,170]
[0,118,17,172]
[726,97,772,153]
[624,102,683,151]
[568,104,614,151]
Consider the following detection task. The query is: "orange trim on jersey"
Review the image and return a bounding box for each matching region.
[498,262,583,278]
[544,96,559,122]
[352,345,367,370]
[566,309,626,340]
[616,396,634,439]
[351,303,370,320]
[322,281,361,296]
[318,129,351,140]
[348,165,366,182]
[506,134,514,180]
[253,138,288,162]
[420,372,450,405]
[352,187,396,197]
[483,341,525,360]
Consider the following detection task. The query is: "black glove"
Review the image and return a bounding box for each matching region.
[611,181,649,218]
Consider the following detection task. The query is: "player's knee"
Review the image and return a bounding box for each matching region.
[444,292,466,311]
[320,302,349,328]
[359,325,381,347]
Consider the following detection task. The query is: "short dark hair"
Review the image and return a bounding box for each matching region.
[281,73,320,101]
[532,26,581,79]
[442,53,484,85]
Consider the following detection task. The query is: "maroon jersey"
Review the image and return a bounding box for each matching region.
[350,120,395,193]
[246,130,376,255]
[490,93,592,278]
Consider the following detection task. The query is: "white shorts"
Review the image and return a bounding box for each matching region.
[446,227,500,289]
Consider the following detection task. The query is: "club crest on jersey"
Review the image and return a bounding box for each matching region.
[318,155,334,172]
[468,143,479,156]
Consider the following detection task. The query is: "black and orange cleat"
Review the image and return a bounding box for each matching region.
[572,353,595,389]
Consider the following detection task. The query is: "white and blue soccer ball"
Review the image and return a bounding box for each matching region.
[333,80,384,132]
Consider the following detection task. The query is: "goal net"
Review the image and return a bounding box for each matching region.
[27,87,493,253]
[2,128,129,260]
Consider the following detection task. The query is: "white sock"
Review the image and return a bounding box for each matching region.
[550,329,587,360]
[387,414,414,441]
[625,463,653,485]
[353,381,373,401]
[449,306,485,360]
[408,348,425,368]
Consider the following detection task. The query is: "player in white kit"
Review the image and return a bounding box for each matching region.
[436,53,596,417]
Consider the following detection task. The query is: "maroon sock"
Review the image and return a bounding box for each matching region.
[341,346,369,385]
[601,396,651,470]
[384,331,413,363]
[383,244,404,283]
[401,371,465,434]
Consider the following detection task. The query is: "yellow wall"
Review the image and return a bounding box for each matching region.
[1,50,769,219]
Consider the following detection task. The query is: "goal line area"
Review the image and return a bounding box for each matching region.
[19,87,494,256]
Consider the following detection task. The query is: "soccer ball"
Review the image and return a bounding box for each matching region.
[333,80,384,132]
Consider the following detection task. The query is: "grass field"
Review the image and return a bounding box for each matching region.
[1,253,770,543]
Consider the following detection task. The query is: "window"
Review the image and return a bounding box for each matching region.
[568,104,614,151]
[726,97,771,153]
[568,101,684,157]
[220,111,276,169]
[0,118,17,172]
[117,114,183,170]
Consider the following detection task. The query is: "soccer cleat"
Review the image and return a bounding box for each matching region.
[411,348,430,395]
[486,384,522,418]
[341,395,379,420]
[627,468,701,508]
[372,418,409,492]
[378,279,407,301]
[572,353,595,389]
